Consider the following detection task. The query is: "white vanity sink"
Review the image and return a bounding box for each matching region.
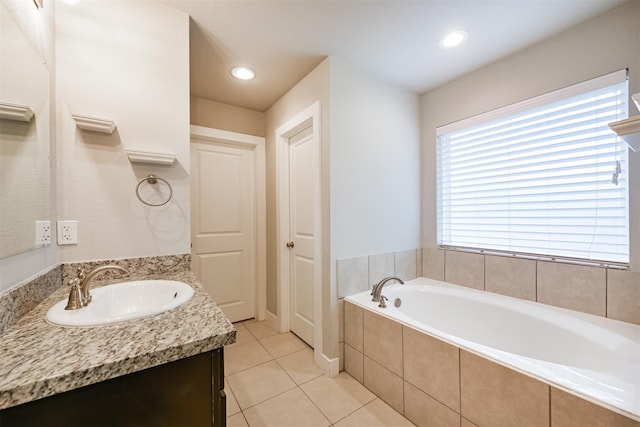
[46,280,194,327]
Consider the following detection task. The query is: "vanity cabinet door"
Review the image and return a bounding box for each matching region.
[1,350,221,426]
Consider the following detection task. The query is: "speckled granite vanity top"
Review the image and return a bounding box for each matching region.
[0,270,236,410]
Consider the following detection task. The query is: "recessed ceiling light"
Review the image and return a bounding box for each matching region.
[230,67,256,81]
[439,30,468,48]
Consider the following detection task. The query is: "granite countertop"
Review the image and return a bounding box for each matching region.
[0,271,236,410]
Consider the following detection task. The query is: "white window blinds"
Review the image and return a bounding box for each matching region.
[437,70,629,265]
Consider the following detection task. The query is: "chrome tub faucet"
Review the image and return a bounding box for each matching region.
[371,276,405,308]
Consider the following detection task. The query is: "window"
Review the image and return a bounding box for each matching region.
[437,70,629,266]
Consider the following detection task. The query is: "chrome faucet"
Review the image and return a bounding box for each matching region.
[371,276,404,307]
[65,265,130,310]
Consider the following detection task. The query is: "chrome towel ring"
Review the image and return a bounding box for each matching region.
[136,174,173,207]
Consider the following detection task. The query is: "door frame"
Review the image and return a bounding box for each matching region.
[274,102,323,364]
[190,125,267,322]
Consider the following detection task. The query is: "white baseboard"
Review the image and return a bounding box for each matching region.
[315,351,339,377]
[265,310,280,332]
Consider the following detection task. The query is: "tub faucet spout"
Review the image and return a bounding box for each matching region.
[371,276,404,304]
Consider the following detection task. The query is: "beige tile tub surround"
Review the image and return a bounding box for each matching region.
[421,248,445,281]
[344,343,364,383]
[607,269,640,324]
[403,325,459,411]
[369,252,395,286]
[363,309,403,376]
[422,249,640,325]
[344,299,638,426]
[537,261,606,316]
[485,255,536,301]
[337,256,369,298]
[363,356,404,414]
[395,249,418,280]
[460,350,550,427]
[404,381,460,427]
[444,250,485,290]
[551,388,640,427]
[344,301,364,352]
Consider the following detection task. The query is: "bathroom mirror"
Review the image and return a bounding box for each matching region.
[0,2,51,259]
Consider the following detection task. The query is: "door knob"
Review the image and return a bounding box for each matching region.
[286,241,295,248]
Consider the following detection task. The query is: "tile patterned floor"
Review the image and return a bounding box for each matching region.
[225,320,415,427]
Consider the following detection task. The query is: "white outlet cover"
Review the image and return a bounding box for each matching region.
[35,220,51,245]
[57,220,78,245]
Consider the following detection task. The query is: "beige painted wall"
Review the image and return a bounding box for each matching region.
[330,58,421,261]
[264,56,421,360]
[56,1,190,263]
[190,97,265,137]
[329,58,421,359]
[264,58,331,320]
[421,1,640,270]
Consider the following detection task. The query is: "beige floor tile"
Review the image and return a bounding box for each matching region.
[227,324,257,348]
[461,417,478,427]
[234,318,257,326]
[225,384,241,416]
[225,340,273,375]
[243,387,331,427]
[227,412,249,427]
[260,332,308,358]
[276,347,324,385]
[334,398,415,427]
[246,321,279,339]
[227,360,296,410]
[300,372,376,423]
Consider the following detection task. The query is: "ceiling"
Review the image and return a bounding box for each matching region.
[160,0,629,112]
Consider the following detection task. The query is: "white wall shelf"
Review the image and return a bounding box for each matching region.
[609,115,640,152]
[71,114,116,133]
[125,149,176,166]
[0,102,34,122]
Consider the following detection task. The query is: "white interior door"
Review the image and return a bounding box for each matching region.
[287,126,316,346]
[191,141,255,322]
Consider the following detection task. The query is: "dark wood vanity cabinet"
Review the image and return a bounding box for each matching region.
[0,348,226,427]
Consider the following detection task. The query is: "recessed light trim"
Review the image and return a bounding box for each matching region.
[439,30,468,48]
[230,66,256,81]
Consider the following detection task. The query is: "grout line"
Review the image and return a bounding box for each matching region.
[605,267,608,318]
[296,376,335,425]
[535,261,539,302]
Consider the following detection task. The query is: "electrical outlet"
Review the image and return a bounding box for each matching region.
[57,220,78,245]
[35,220,51,245]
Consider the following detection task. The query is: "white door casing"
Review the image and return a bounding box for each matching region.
[190,125,266,322]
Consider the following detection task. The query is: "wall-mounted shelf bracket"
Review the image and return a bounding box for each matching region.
[125,149,176,166]
[609,115,640,152]
[71,114,116,133]
[0,102,34,122]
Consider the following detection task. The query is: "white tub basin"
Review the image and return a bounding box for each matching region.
[46,280,194,327]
